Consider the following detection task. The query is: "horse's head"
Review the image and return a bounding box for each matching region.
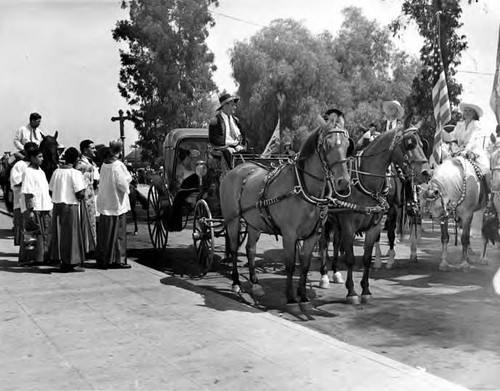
[39,131,60,180]
[388,126,430,184]
[317,120,353,194]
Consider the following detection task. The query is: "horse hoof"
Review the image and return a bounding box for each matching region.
[460,262,471,271]
[410,254,418,262]
[231,284,241,294]
[439,262,454,272]
[285,303,301,316]
[360,294,372,304]
[332,271,344,284]
[134,231,138,236]
[251,284,265,297]
[299,301,314,312]
[346,295,360,305]
[386,261,395,270]
[319,275,330,289]
[478,258,489,265]
[372,262,382,270]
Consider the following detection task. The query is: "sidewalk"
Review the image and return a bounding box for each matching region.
[0,211,468,390]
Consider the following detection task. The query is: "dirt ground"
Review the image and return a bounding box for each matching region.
[128,203,500,391]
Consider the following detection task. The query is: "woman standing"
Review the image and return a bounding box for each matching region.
[49,147,87,272]
[20,145,53,265]
[96,140,132,269]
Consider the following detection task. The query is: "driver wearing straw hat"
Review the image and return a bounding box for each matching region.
[208,92,247,167]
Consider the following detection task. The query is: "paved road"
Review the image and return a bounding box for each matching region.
[131,200,500,391]
[0,208,470,391]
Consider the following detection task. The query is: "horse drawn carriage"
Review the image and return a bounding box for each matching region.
[145,127,292,273]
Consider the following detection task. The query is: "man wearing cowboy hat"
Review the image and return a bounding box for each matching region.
[208,92,247,167]
[379,100,404,133]
[323,108,346,129]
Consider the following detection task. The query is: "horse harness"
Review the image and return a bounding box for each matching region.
[236,128,348,240]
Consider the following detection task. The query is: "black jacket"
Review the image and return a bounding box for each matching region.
[208,112,246,147]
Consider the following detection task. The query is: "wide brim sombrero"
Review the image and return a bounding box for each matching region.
[459,102,483,118]
[382,100,405,119]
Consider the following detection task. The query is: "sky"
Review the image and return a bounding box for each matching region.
[0,0,499,156]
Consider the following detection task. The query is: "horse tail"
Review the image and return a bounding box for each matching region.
[482,207,500,245]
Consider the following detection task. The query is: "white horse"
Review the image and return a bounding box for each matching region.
[423,156,488,270]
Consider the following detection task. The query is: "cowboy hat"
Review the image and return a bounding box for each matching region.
[323,108,344,119]
[382,100,405,119]
[459,102,483,118]
[217,93,239,111]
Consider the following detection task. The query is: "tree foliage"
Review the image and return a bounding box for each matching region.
[231,8,419,151]
[112,0,219,163]
[390,0,468,146]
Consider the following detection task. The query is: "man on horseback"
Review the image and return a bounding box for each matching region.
[208,93,247,169]
[13,113,45,157]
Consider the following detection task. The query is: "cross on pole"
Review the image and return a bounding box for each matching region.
[111,109,132,160]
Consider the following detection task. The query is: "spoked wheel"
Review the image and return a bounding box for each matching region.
[192,199,215,274]
[147,185,169,249]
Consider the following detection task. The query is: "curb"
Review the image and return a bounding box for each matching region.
[0,208,13,218]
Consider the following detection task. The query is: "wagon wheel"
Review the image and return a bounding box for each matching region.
[147,185,169,249]
[192,199,215,274]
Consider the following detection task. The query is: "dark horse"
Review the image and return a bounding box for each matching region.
[1,132,60,213]
[318,125,428,304]
[220,120,353,312]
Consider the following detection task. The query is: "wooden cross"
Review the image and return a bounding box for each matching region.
[111,109,132,160]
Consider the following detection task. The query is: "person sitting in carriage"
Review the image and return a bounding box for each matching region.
[208,92,247,170]
[169,147,204,231]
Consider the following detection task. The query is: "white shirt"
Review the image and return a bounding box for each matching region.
[14,125,44,151]
[385,119,398,132]
[21,166,53,212]
[220,111,241,146]
[9,160,29,210]
[97,160,132,216]
[49,167,87,205]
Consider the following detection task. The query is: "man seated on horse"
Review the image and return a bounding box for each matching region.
[357,100,404,151]
[208,93,247,169]
[13,113,45,160]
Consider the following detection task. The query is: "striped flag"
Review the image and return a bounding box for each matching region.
[490,24,500,125]
[430,52,452,167]
[261,117,280,158]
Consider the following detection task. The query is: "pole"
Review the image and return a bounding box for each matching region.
[111,109,132,161]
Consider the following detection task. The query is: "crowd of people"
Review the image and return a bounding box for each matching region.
[9,113,133,272]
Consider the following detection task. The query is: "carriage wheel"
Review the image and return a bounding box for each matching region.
[192,199,215,274]
[147,185,169,249]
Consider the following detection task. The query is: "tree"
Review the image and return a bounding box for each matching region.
[113,0,219,163]
[230,8,420,151]
[390,0,468,147]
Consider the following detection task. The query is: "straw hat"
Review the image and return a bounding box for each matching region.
[459,102,483,118]
[382,100,405,119]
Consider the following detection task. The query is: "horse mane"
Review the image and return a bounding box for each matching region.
[430,158,463,196]
[297,128,320,166]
